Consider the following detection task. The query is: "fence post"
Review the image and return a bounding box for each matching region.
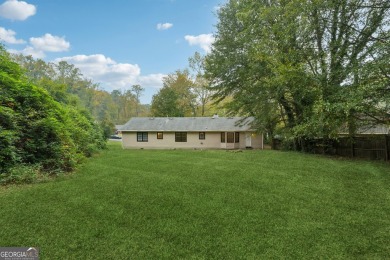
[351,137,355,158]
[385,135,389,162]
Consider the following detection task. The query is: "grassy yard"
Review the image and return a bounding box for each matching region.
[1,142,389,259]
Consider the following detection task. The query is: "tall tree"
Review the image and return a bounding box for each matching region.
[131,84,144,117]
[12,54,56,82]
[206,0,390,149]
[151,86,182,117]
[55,61,82,88]
[151,70,197,117]
[110,90,123,120]
[164,70,197,115]
[188,52,212,116]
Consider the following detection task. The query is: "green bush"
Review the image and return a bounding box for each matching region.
[0,164,42,185]
[0,46,106,183]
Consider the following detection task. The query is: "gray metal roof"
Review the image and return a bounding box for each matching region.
[121,117,254,132]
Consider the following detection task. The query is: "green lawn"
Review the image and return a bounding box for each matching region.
[1,142,389,259]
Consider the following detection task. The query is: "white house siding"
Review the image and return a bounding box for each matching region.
[122,131,262,150]
[251,133,263,149]
[122,132,222,149]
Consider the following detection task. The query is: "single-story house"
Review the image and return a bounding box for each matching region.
[120,116,263,149]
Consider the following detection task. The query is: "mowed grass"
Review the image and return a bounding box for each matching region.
[1,142,389,259]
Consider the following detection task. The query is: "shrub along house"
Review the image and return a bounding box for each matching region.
[120,116,263,149]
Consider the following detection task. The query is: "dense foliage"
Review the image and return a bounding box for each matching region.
[206,0,390,149]
[150,55,221,117]
[0,47,106,183]
[151,70,196,117]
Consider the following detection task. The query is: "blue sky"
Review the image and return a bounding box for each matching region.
[0,0,225,103]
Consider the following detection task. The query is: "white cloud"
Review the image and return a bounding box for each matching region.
[0,0,36,21]
[157,23,173,31]
[30,33,70,52]
[0,27,25,44]
[19,46,45,58]
[138,74,166,89]
[184,33,215,53]
[8,46,45,59]
[55,54,165,91]
[8,33,70,58]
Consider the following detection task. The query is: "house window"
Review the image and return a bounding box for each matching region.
[235,132,240,143]
[199,132,205,140]
[221,132,225,143]
[175,132,187,142]
[227,132,235,143]
[137,132,148,142]
[157,132,163,139]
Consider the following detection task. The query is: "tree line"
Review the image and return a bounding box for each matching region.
[11,51,224,124]
[12,54,150,129]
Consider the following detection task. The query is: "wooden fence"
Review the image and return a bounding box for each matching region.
[334,135,389,161]
[273,135,390,161]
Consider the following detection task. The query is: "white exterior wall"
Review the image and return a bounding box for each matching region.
[251,133,263,149]
[122,131,262,149]
[122,132,221,149]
